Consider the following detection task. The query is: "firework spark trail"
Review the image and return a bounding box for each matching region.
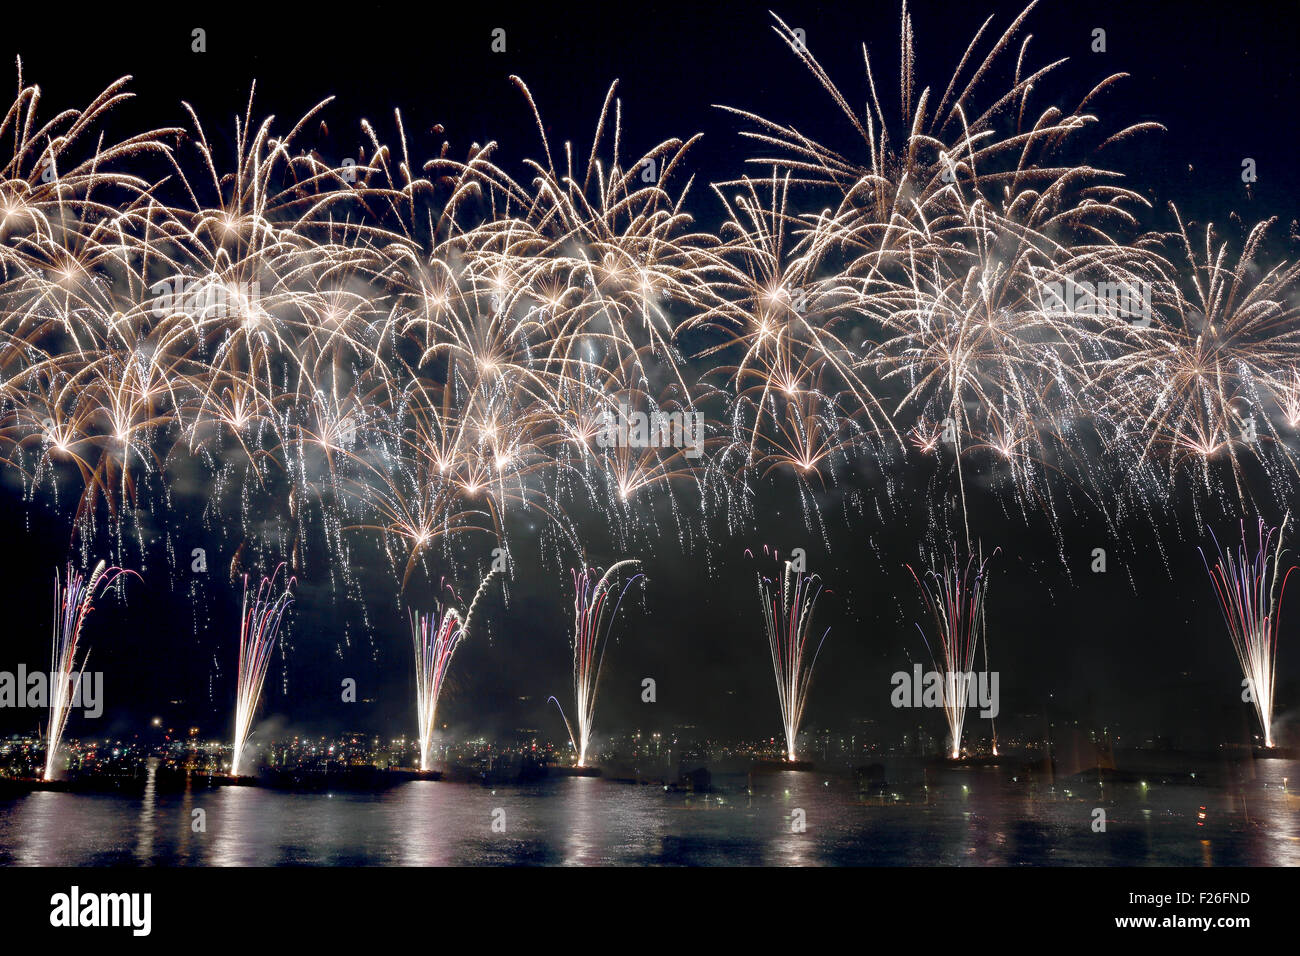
[410,568,500,771]
[908,546,996,760]
[231,565,294,777]
[753,547,830,762]
[410,608,462,773]
[0,4,1298,592]
[43,560,135,780]
[1200,516,1295,749]
[549,559,643,768]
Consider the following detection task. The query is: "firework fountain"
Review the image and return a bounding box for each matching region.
[0,3,1294,779]
[1201,517,1295,749]
[908,547,997,760]
[44,561,135,780]
[231,566,295,778]
[753,549,830,762]
[549,560,644,768]
[411,569,500,772]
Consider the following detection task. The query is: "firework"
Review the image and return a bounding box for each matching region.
[231,565,295,777]
[43,561,135,780]
[549,560,643,768]
[908,546,996,760]
[410,568,500,771]
[752,547,829,762]
[1201,517,1295,749]
[0,3,1296,628]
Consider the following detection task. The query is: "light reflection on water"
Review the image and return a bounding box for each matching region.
[1,760,1296,866]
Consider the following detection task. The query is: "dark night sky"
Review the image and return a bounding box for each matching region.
[0,1,1296,751]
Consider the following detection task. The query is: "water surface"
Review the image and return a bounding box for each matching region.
[2,761,1296,866]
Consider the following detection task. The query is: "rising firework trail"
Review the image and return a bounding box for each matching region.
[44,561,135,780]
[752,547,830,762]
[231,566,295,777]
[549,560,643,768]
[410,569,500,772]
[1201,517,1295,749]
[908,546,996,760]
